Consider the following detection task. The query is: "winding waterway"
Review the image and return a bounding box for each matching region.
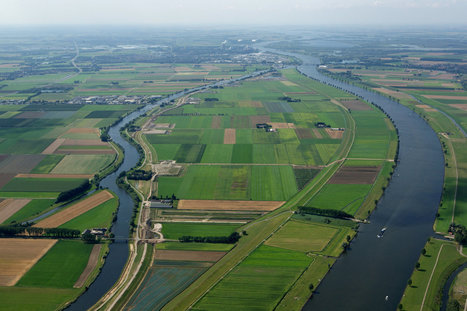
[67,70,269,310]
[260,46,445,310]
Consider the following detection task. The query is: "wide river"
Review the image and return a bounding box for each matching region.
[260,46,445,310]
[70,44,445,310]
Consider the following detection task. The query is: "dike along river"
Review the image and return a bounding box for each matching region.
[68,69,268,310]
[260,46,445,310]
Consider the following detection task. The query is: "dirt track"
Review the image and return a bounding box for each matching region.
[42,138,65,154]
[34,190,113,228]
[0,238,57,286]
[0,199,31,223]
[74,244,102,288]
[178,200,285,211]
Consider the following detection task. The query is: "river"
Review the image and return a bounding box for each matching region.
[67,69,269,310]
[258,46,445,310]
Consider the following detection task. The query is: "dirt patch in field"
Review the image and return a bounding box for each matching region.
[0,174,15,189]
[325,128,344,139]
[201,64,221,71]
[269,122,295,129]
[449,104,467,111]
[329,166,381,184]
[143,130,168,134]
[14,111,45,119]
[174,66,193,72]
[249,115,270,127]
[295,128,314,139]
[339,99,371,111]
[211,116,221,129]
[223,128,236,144]
[239,100,263,108]
[16,173,93,179]
[55,149,115,155]
[66,128,99,134]
[416,104,437,112]
[154,250,226,262]
[312,129,323,139]
[373,87,412,100]
[178,200,285,211]
[0,199,31,223]
[281,81,298,86]
[34,190,113,228]
[0,155,45,174]
[42,138,65,154]
[0,238,57,286]
[422,95,467,100]
[74,244,102,288]
[154,123,172,128]
[0,155,8,163]
[62,139,108,146]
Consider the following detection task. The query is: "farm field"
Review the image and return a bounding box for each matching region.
[34,190,113,228]
[399,239,467,311]
[0,238,57,286]
[160,222,239,240]
[177,199,284,211]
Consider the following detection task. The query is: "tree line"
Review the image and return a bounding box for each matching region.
[179,232,241,244]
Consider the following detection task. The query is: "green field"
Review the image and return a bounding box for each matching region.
[1,178,87,192]
[306,183,372,215]
[399,239,467,311]
[0,287,78,311]
[17,240,93,288]
[160,222,239,240]
[158,165,298,201]
[3,199,55,224]
[30,155,65,174]
[156,242,234,252]
[50,154,115,174]
[265,220,338,252]
[192,245,313,310]
[59,196,118,231]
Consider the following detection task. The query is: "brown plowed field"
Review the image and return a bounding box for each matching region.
[0,155,44,174]
[73,244,102,288]
[249,115,270,127]
[239,100,262,108]
[62,139,108,146]
[0,174,15,189]
[295,128,314,139]
[340,99,371,111]
[0,238,57,286]
[329,166,381,184]
[374,88,411,99]
[325,128,344,139]
[211,116,221,129]
[449,104,467,111]
[416,104,437,112]
[34,190,113,228]
[66,128,100,134]
[42,138,66,154]
[55,149,115,155]
[178,200,285,211]
[312,129,323,139]
[154,250,226,262]
[0,199,31,223]
[16,173,93,179]
[14,111,45,119]
[223,128,236,144]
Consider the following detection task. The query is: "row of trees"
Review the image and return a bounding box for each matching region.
[179,232,241,244]
[297,206,353,219]
[56,180,91,203]
[126,169,152,181]
[0,226,80,238]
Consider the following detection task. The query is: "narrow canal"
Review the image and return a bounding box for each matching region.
[261,46,445,311]
[67,70,269,310]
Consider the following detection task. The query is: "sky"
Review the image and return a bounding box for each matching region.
[1,0,466,26]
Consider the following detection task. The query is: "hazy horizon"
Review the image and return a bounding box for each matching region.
[1,0,467,26]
